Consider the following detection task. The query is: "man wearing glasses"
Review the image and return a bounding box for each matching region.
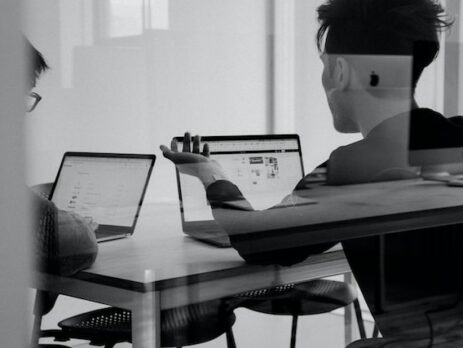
[25,38,98,277]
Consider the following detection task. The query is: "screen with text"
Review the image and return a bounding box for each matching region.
[52,156,152,226]
[180,138,303,222]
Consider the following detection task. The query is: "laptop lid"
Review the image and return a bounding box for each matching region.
[49,152,156,241]
[175,134,305,244]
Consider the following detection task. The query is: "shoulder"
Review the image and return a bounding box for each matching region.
[411,108,463,127]
[448,115,463,126]
[329,139,373,169]
[29,189,57,218]
[327,123,415,185]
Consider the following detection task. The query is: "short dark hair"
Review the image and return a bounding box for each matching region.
[24,37,49,86]
[317,0,452,87]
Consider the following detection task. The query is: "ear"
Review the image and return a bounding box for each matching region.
[334,57,350,91]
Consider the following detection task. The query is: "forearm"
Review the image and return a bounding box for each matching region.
[31,191,98,276]
[206,180,254,211]
[56,210,98,276]
[206,180,334,266]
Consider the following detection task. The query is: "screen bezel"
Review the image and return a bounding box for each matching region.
[173,134,305,232]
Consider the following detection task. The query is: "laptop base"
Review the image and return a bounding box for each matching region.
[183,221,231,247]
[187,234,231,248]
[96,232,130,243]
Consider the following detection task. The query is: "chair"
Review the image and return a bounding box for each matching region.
[234,278,366,348]
[38,299,236,348]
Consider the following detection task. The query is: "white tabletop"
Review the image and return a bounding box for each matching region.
[74,179,463,293]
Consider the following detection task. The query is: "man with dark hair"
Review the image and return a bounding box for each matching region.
[25,38,98,276]
[161,0,458,259]
[316,0,450,88]
[312,1,463,344]
[161,1,463,342]
[316,0,462,185]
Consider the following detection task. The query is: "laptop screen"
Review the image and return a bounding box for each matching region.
[50,153,155,229]
[176,135,304,223]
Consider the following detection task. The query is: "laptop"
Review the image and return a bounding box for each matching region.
[49,152,156,242]
[174,134,309,247]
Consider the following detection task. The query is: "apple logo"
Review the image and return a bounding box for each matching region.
[369,71,380,87]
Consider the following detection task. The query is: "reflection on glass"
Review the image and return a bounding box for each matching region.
[25,0,463,346]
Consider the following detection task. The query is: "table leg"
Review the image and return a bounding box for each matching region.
[132,291,161,348]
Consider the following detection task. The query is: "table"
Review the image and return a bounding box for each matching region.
[33,179,463,347]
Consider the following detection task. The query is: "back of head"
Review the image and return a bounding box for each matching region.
[317,0,452,88]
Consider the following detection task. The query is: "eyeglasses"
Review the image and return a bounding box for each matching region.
[26,92,42,112]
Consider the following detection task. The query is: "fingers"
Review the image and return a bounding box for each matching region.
[159,145,173,160]
[163,132,207,160]
[202,143,210,157]
[182,132,191,152]
[171,138,178,152]
[192,135,201,154]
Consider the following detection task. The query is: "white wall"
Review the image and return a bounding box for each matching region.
[24,0,270,202]
[24,0,447,194]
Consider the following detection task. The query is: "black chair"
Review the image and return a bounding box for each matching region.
[38,299,236,348]
[234,278,366,348]
[38,281,362,348]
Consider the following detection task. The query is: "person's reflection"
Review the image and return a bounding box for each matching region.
[161,0,463,344]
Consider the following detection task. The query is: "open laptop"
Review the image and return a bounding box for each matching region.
[175,134,309,247]
[49,152,156,242]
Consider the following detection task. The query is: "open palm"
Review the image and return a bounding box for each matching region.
[160,133,227,187]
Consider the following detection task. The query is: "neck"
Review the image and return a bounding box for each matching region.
[353,95,417,137]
